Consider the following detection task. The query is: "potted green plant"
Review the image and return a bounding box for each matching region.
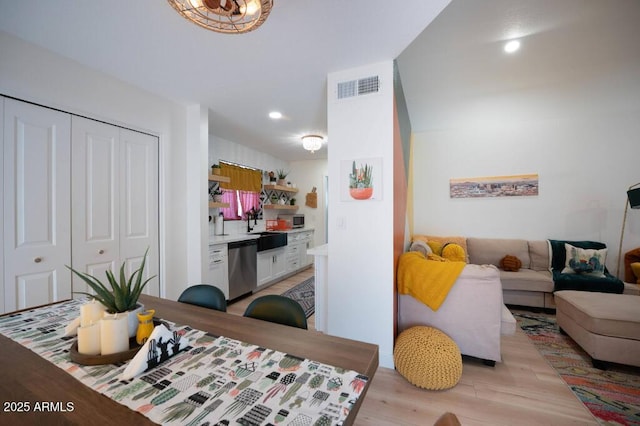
[211,164,221,175]
[212,187,223,202]
[67,248,155,337]
[276,169,288,186]
[349,161,374,200]
[290,198,296,206]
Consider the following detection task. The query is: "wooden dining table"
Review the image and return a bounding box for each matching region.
[0,294,379,425]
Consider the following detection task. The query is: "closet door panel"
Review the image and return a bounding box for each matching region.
[16,271,56,308]
[120,129,159,296]
[71,117,119,294]
[0,97,4,312]
[3,99,71,313]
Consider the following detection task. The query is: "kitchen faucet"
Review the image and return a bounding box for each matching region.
[247,213,253,233]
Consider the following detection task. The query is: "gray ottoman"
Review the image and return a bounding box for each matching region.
[555,290,640,368]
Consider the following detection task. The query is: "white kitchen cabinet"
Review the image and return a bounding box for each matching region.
[257,247,286,287]
[2,98,72,313]
[298,230,314,268]
[285,233,302,273]
[286,243,301,272]
[285,230,314,273]
[208,244,229,299]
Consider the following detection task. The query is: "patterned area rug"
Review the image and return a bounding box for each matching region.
[280,277,315,318]
[514,311,640,425]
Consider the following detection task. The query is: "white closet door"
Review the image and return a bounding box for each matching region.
[3,99,71,313]
[71,120,159,297]
[71,117,120,293]
[0,97,4,312]
[119,129,159,297]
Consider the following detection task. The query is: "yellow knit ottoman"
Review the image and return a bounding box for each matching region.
[394,326,462,390]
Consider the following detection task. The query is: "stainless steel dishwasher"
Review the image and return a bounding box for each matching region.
[227,239,257,300]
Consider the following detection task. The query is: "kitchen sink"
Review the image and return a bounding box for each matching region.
[255,231,287,252]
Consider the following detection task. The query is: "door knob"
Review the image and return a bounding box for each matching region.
[98,249,105,254]
[34,257,42,263]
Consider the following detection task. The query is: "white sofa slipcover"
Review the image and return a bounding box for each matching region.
[398,263,514,364]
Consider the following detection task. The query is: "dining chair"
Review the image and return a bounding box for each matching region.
[178,284,227,312]
[243,295,308,329]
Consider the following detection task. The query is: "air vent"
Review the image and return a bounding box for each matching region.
[358,76,379,95]
[336,75,380,100]
[337,80,357,99]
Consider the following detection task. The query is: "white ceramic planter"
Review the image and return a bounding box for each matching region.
[126,304,144,338]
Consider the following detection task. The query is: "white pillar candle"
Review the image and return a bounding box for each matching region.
[100,314,130,355]
[77,322,101,355]
[80,300,105,327]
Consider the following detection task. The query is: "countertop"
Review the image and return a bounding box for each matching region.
[209,227,314,245]
[307,243,328,256]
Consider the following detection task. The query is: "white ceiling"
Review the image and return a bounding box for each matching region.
[0,0,449,161]
[397,0,640,133]
[2,0,638,161]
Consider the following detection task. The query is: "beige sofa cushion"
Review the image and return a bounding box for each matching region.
[467,238,530,268]
[500,270,553,292]
[528,240,550,271]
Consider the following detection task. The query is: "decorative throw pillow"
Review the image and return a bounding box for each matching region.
[441,243,466,262]
[561,243,607,277]
[631,262,640,284]
[409,240,432,257]
[500,255,522,272]
[413,235,468,261]
[426,241,443,256]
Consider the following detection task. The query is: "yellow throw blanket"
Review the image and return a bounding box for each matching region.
[397,251,466,311]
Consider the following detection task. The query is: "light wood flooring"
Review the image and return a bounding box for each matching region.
[228,268,597,425]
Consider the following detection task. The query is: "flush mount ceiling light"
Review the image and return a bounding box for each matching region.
[302,135,323,153]
[168,0,273,34]
[268,111,282,119]
[504,40,521,53]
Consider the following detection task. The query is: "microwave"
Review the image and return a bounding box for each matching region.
[279,214,305,229]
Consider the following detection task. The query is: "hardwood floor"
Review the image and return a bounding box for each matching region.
[226,267,316,330]
[228,268,597,425]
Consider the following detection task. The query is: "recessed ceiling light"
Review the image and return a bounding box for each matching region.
[268,111,282,119]
[504,40,520,54]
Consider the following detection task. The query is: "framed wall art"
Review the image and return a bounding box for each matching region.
[340,157,383,201]
[450,173,539,198]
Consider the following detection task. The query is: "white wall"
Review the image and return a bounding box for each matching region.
[0,31,199,300]
[209,134,289,174]
[412,102,640,276]
[290,160,328,247]
[187,105,210,288]
[327,61,396,368]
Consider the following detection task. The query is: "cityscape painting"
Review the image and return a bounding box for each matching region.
[449,174,539,198]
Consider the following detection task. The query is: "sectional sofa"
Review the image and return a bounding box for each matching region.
[399,235,639,368]
[412,235,637,310]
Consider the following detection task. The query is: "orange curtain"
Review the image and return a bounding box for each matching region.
[219,162,262,192]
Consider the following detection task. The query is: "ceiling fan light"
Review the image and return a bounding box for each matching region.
[168,0,273,34]
[243,0,261,15]
[302,135,323,153]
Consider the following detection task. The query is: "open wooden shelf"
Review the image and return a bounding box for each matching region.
[208,174,230,183]
[263,204,299,210]
[209,202,230,208]
[263,184,298,193]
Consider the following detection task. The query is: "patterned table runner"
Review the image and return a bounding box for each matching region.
[0,300,368,425]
